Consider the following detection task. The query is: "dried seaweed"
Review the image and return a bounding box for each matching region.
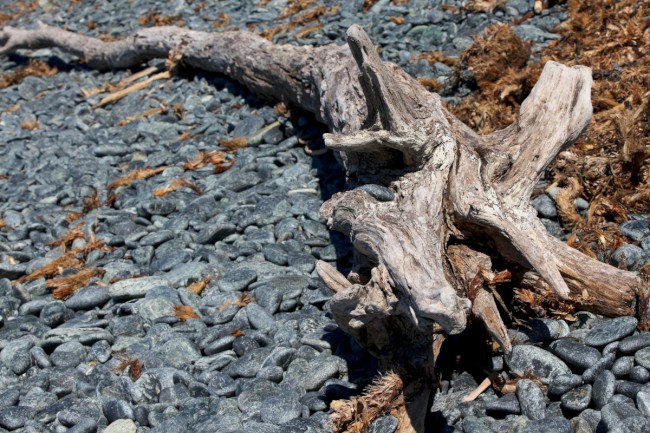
[47,267,105,299]
[19,119,40,130]
[331,372,405,433]
[138,10,184,27]
[218,291,254,311]
[153,178,203,197]
[187,276,211,294]
[174,305,200,321]
[107,166,169,190]
[113,352,143,380]
[259,1,339,40]
[16,255,83,283]
[48,223,87,251]
[0,60,57,90]
[183,150,234,173]
[218,137,248,151]
[231,329,246,337]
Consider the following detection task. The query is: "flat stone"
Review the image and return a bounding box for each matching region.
[42,327,113,349]
[619,219,650,241]
[601,401,642,431]
[619,334,650,354]
[285,356,340,391]
[637,390,650,417]
[217,268,258,292]
[50,341,87,367]
[635,347,650,369]
[547,374,583,399]
[196,223,238,244]
[531,194,557,218]
[612,356,635,377]
[65,285,110,310]
[561,384,591,412]
[592,370,616,409]
[582,353,616,383]
[109,276,170,299]
[485,392,520,416]
[520,417,571,433]
[610,244,646,270]
[259,394,302,424]
[629,365,650,383]
[549,339,601,371]
[615,380,644,398]
[507,345,571,383]
[369,415,399,433]
[357,184,395,202]
[584,317,637,347]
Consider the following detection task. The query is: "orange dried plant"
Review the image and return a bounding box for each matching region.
[187,276,211,295]
[47,268,105,300]
[153,178,203,197]
[174,305,201,321]
[107,166,169,190]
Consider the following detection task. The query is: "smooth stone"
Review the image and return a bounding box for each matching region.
[207,372,237,397]
[516,379,546,420]
[42,327,113,349]
[109,277,170,299]
[561,384,592,412]
[637,390,650,417]
[285,356,340,391]
[139,230,174,247]
[196,223,238,244]
[585,317,637,347]
[139,200,175,216]
[0,406,36,430]
[549,339,601,371]
[217,269,258,292]
[592,370,616,409]
[259,394,302,424]
[520,417,571,433]
[582,353,616,383]
[136,298,175,321]
[102,399,135,423]
[522,319,570,343]
[531,194,557,218]
[610,244,646,270]
[485,392,520,415]
[619,334,650,354]
[634,347,650,369]
[160,338,201,368]
[547,374,583,399]
[65,285,111,310]
[612,356,635,377]
[619,219,650,241]
[601,401,643,431]
[103,419,137,433]
[357,184,395,202]
[629,365,650,383]
[369,415,399,433]
[50,341,88,367]
[615,380,644,398]
[507,345,571,383]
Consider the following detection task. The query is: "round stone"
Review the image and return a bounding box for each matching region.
[507,345,571,383]
[561,384,592,412]
[516,379,546,421]
[592,370,616,409]
[635,347,650,369]
[549,339,601,371]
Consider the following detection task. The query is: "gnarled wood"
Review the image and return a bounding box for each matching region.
[2,21,643,432]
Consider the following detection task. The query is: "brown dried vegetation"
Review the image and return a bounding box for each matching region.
[218,137,248,151]
[107,166,169,191]
[47,267,105,299]
[258,0,339,40]
[174,305,200,321]
[138,10,184,27]
[0,60,57,90]
[153,178,203,197]
[17,255,83,283]
[48,223,87,251]
[218,292,254,311]
[0,0,37,27]
[113,352,143,381]
[187,276,211,295]
[183,150,234,173]
[19,119,40,130]
[331,372,406,433]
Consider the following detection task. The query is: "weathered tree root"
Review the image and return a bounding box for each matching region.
[2,21,643,432]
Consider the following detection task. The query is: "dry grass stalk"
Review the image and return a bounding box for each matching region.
[92,70,171,109]
[0,219,5,229]
[118,106,166,126]
[0,0,37,27]
[19,119,39,130]
[495,369,545,394]
[463,0,507,13]
[107,166,169,190]
[113,352,143,380]
[231,329,246,337]
[294,22,324,39]
[81,65,159,97]
[416,77,442,92]
[16,255,83,283]
[187,276,211,294]
[219,291,254,311]
[174,305,200,321]
[153,178,203,197]
[388,16,404,25]
[47,267,105,299]
[218,136,248,151]
[2,103,20,113]
[183,150,234,173]
[331,372,405,433]
[48,223,87,251]
[0,59,57,90]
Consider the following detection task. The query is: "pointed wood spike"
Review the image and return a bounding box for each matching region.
[472,289,512,354]
[346,25,413,131]
[316,260,353,293]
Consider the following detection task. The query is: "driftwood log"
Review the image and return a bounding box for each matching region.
[1,21,643,432]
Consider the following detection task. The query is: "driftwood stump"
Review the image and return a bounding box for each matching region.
[1,22,643,432]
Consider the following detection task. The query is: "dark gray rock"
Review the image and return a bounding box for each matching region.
[109,276,169,299]
[629,365,650,383]
[485,392,520,416]
[65,285,111,310]
[357,184,395,202]
[612,356,635,377]
[601,401,643,431]
[547,374,583,399]
[217,268,258,292]
[42,327,113,350]
[516,379,546,420]
[582,353,616,383]
[259,394,302,424]
[637,390,650,417]
[610,244,646,270]
[102,399,135,423]
[634,347,650,369]
[285,356,340,391]
[549,339,601,371]
[507,345,571,383]
[0,406,36,430]
[50,341,88,367]
[584,317,637,347]
[531,194,557,218]
[615,380,644,398]
[196,223,238,244]
[619,219,650,241]
[369,415,398,433]
[139,200,176,216]
[619,334,650,354]
[592,370,615,409]
[560,384,591,412]
[520,417,571,433]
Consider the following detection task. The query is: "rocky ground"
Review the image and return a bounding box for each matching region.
[1,0,649,432]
